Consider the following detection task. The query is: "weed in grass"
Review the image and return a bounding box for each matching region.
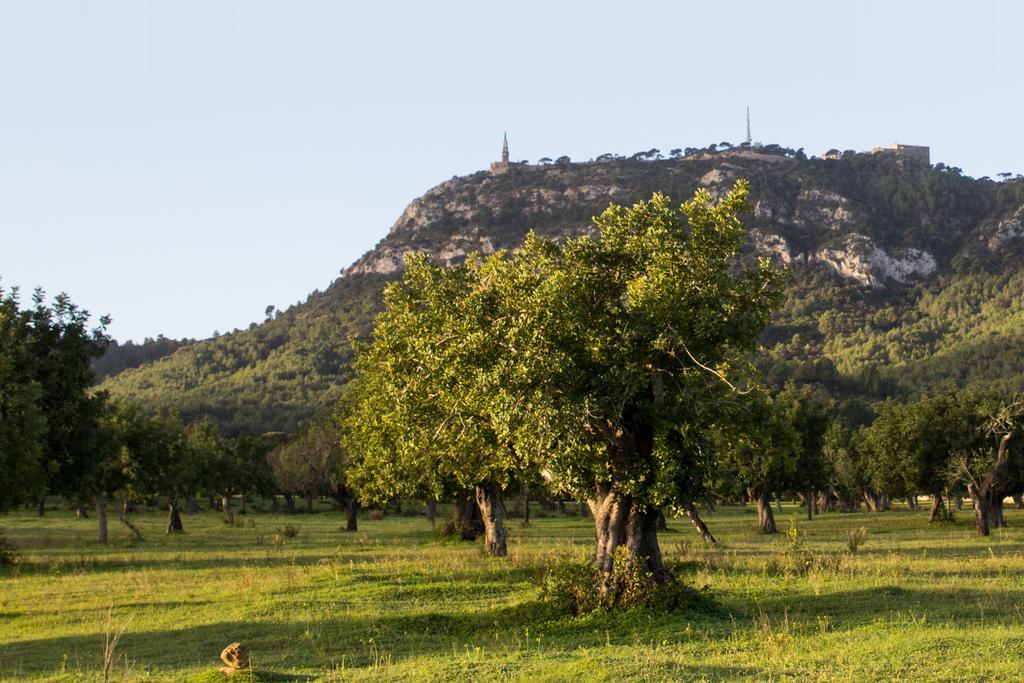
[97,605,132,683]
[847,526,869,553]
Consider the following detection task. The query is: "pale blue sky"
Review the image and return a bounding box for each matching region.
[2,1,1021,341]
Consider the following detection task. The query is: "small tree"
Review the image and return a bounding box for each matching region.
[718,391,800,533]
[947,395,1024,536]
[776,382,832,520]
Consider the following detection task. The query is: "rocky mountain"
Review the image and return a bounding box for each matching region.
[101,147,1024,433]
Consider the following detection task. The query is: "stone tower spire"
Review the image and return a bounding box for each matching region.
[490,132,512,174]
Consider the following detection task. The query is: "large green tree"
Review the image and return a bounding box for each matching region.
[343,182,782,575]
[528,184,782,576]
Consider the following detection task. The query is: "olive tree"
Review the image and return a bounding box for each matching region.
[343,181,781,575]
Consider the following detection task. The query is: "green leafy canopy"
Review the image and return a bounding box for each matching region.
[342,181,784,508]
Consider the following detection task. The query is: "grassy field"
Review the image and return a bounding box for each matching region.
[2,501,1024,681]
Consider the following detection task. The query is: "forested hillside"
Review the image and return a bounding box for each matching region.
[93,335,194,382]
[100,147,1024,434]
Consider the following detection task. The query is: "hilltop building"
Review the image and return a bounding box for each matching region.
[869,143,930,165]
[489,133,511,174]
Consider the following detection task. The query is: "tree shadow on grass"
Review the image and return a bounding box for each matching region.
[731,584,1024,629]
[0,597,752,680]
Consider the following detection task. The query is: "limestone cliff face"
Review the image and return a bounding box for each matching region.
[345,152,1020,287]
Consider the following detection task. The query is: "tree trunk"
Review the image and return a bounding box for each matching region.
[955,494,963,511]
[989,496,1007,529]
[686,503,717,544]
[76,504,89,519]
[475,483,508,557]
[117,499,143,540]
[426,498,438,525]
[186,496,199,514]
[304,492,314,514]
[967,433,1015,536]
[96,494,108,545]
[454,493,482,540]
[656,509,668,531]
[284,493,295,513]
[756,492,778,534]
[589,485,672,583]
[863,491,879,512]
[345,499,359,532]
[209,495,218,511]
[1014,494,1024,509]
[37,498,45,517]
[967,482,991,536]
[394,498,402,515]
[928,493,946,523]
[806,491,814,521]
[221,494,234,524]
[579,500,589,517]
[521,485,531,527]
[270,496,280,513]
[557,499,566,514]
[238,495,247,515]
[774,494,783,513]
[166,498,184,534]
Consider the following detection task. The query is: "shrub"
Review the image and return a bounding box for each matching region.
[766,517,842,576]
[847,527,868,553]
[539,547,706,615]
[276,525,300,539]
[0,529,18,566]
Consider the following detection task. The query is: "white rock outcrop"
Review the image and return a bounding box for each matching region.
[811,234,935,286]
[987,205,1024,251]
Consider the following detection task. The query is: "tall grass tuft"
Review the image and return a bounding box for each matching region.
[98,606,133,683]
[847,527,868,553]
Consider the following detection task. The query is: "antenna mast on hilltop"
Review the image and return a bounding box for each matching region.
[745,106,752,146]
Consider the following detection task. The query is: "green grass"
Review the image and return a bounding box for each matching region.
[2,502,1024,681]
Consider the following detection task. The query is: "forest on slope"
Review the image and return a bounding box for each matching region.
[99,146,1024,434]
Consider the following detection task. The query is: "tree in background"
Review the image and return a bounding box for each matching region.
[21,289,110,520]
[718,391,800,533]
[775,382,832,520]
[946,393,1024,536]
[0,286,47,511]
[186,422,235,523]
[821,420,869,512]
[341,249,545,556]
[862,391,976,521]
[271,415,357,528]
